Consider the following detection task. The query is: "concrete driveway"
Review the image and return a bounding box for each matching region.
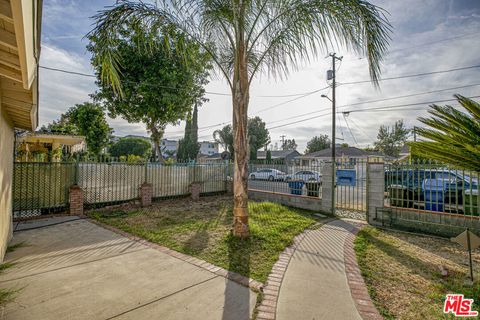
[0,217,256,320]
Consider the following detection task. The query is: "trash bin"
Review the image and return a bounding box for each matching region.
[388,184,409,207]
[422,179,446,212]
[464,189,479,216]
[305,182,321,197]
[288,180,304,195]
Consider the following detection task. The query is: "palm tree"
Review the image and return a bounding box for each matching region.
[89,0,391,238]
[213,125,234,156]
[410,95,480,172]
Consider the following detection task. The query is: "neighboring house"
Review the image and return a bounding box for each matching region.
[0,0,42,261]
[198,152,223,163]
[15,132,86,162]
[397,144,410,161]
[199,141,219,156]
[256,150,301,163]
[161,139,178,158]
[296,146,387,166]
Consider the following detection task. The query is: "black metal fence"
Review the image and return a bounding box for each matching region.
[247,160,323,198]
[385,160,479,215]
[13,160,229,220]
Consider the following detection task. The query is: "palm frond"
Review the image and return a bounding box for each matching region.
[410,95,480,171]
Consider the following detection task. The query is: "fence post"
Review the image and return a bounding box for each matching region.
[139,182,153,207]
[68,154,84,215]
[321,161,334,214]
[366,156,385,224]
[69,185,84,216]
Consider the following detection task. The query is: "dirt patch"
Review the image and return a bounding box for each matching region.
[355,227,480,319]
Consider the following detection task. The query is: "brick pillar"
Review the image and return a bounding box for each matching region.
[226,178,233,195]
[190,182,201,201]
[321,162,334,214]
[139,183,153,207]
[366,157,385,224]
[69,185,84,216]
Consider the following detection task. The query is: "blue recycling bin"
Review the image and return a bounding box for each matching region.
[422,179,446,212]
[288,180,304,195]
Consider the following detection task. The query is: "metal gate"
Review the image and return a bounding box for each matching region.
[13,162,75,220]
[335,158,367,214]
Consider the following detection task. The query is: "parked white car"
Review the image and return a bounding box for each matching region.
[249,169,287,181]
[287,170,322,183]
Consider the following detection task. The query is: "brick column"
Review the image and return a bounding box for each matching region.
[190,182,201,201]
[139,183,153,207]
[321,162,334,214]
[366,157,385,224]
[69,185,84,216]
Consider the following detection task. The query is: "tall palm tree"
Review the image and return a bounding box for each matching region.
[410,95,480,172]
[89,0,391,238]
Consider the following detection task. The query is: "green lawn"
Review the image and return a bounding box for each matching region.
[89,195,325,282]
[355,227,480,319]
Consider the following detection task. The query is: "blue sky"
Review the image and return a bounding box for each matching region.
[39,0,480,152]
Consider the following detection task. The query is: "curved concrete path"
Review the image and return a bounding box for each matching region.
[276,219,362,320]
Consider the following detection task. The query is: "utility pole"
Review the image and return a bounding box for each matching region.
[329,53,342,215]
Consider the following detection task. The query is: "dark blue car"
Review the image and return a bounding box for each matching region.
[385,169,478,211]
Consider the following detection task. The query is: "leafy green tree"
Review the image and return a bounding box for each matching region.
[178,104,200,161]
[248,116,270,160]
[410,95,480,171]
[88,21,210,162]
[90,0,391,237]
[305,135,330,154]
[110,137,151,158]
[41,102,112,156]
[214,117,269,160]
[374,120,409,157]
[282,139,297,151]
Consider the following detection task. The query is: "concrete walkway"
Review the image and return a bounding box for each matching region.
[1,217,256,320]
[276,219,361,320]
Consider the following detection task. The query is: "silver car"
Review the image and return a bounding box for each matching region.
[249,168,287,181]
[287,170,322,183]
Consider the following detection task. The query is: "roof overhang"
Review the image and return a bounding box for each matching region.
[18,133,85,146]
[0,0,42,131]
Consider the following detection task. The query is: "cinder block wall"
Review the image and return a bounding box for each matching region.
[0,101,14,261]
[248,190,323,212]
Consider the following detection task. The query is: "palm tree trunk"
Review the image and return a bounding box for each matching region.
[232,9,250,237]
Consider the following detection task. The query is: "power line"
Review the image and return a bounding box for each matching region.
[40,65,327,98]
[339,65,480,86]
[257,82,480,128]
[337,82,480,110]
[267,95,480,132]
[355,32,479,60]
[254,86,330,113]
[341,95,480,114]
[342,113,358,146]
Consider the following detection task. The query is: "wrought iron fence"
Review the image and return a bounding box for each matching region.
[13,162,75,219]
[13,159,230,220]
[247,160,323,198]
[385,160,479,215]
[335,158,367,212]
